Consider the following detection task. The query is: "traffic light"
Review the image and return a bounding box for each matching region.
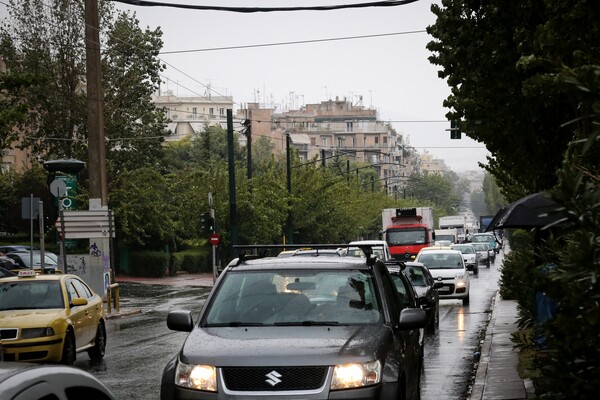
[201,212,215,235]
[449,119,461,139]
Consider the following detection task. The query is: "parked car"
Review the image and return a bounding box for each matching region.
[414,248,470,305]
[347,240,392,261]
[161,245,427,400]
[472,242,493,267]
[2,251,59,273]
[450,243,480,275]
[0,362,116,400]
[0,245,35,254]
[0,270,106,365]
[470,233,499,257]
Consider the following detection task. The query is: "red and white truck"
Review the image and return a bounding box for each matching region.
[381,207,435,261]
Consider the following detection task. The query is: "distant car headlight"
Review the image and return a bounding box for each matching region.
[21,327,55,339]
[175,361,217,392]
[331,360,381,390]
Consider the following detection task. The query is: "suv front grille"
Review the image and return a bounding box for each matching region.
[222,366,327,391]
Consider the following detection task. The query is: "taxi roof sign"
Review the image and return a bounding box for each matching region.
[18,270,37,277]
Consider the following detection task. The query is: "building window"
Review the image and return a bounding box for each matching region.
[375,136,379,145]
[209,108,214,117]
[352,137,356,147]
[337,137,345,147]
[192,107,197,118]
[311,137,316,146]
[321,136,328,147]
[220,108,225,117]
[383,136,388,144]
[346,121,353,132]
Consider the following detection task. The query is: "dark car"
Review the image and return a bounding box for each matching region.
[402,261,442,331]
[0,362,116,399]
[0,266,17,278]
[3,251,59,273]
[161,245,427,400]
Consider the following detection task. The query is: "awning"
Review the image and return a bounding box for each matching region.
[289,133,311,144]
[190,122,204,134]
[166,122,177,133]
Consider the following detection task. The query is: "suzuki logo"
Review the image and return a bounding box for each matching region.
[265,370,282,386]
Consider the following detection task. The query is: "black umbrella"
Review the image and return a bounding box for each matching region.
[485,192,569,231]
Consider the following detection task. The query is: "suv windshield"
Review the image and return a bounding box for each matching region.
[204,269,382,326]
[416,253,463,270]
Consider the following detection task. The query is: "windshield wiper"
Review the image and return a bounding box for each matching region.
[274,320,340,326]
[205,322,264,327]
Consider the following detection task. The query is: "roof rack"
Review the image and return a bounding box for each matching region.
[232,244,378,267]
[384,259,407,271]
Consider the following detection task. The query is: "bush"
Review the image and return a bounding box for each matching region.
[170,248,212,274]
[128,251,169,277]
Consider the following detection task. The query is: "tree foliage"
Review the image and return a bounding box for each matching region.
[426,0,599,199]
[0,0,167,174]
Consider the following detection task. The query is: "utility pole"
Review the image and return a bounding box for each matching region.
[286,134,293,244]
[227,110,238,257]
[85,0,107,206]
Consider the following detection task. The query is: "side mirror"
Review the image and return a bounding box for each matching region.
[398,308,427,330]
[167,310,194,332]
[71,297,88,307]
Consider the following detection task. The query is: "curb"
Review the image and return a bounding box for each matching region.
[468,291,497,400]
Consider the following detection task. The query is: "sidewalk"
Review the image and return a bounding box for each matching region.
[104,272,215,319]
[469,292,536,400]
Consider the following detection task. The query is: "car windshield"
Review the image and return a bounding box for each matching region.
[386,228,426,245]
[346,246,385,259]
[0,281,64,310]
[416,253,463,270]
[204,269,382,326]
[471,235,493,243]
[452,246,475,254]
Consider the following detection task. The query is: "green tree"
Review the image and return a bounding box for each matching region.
[102,11,168,174]
[0,0,168,173]
[426,0,599,198]
[481,172,507,215]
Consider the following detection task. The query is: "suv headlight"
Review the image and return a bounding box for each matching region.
[175,361,217,392]
[331,360,381,390]
[21,327,55,339]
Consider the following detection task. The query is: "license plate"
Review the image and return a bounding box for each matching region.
[437,286,451,293]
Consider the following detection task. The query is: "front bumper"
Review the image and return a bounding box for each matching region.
[160,382,399,400]
[0,335,64,363]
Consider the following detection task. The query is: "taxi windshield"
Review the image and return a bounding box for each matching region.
[0,281,64,310]
[204,269,382,326]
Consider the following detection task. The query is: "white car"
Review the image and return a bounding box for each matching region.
[347,240,392,261]
[450,244,480,275]
[414,249,470,305]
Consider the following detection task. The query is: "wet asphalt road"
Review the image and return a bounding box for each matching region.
[77,252,504,399]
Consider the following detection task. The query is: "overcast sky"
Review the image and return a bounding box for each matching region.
[2,0,490,172]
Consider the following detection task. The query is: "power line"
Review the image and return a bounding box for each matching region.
[160,30,426,55]
[112,0,420,13]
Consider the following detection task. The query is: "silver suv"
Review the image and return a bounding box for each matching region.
[161,245,426,399]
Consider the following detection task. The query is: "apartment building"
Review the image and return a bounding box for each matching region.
[152,92,237,142]
[237,98,414,194]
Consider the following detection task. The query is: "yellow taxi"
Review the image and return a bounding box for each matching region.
[0,270,106,365]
